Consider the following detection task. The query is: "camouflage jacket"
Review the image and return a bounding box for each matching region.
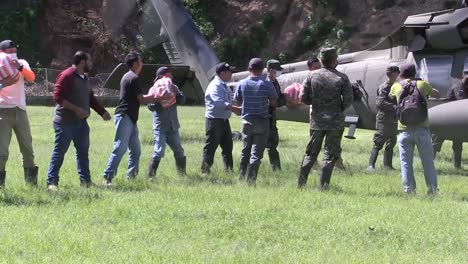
[300,68,353,130]
[376,80,397,126]
[445,82,467,102]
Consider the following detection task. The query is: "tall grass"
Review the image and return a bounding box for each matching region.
[0,106,466,263]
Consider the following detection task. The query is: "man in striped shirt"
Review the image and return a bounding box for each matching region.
[234,58,278,184]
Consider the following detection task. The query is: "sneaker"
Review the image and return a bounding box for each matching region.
[47,184,58,192]
[367,166,375,172]
[103,179,113,187]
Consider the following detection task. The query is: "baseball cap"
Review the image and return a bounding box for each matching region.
[154,66,171,81]
[248,58,264,71]
[0,40,18,51]
[215,62,236,74]
[266,59,283,71]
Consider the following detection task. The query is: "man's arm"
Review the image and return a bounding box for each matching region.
[89,90,111,120]
[234,84,243,106]
[341,76,354,110]
[430,88,441,99]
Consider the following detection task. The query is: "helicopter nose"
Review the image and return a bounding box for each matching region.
[429,99,468,141]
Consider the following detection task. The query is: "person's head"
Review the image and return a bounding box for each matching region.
[215,62,235,82]
[319,47,338,69]
[386,66,400,82]
[0,40,18,59]
[266,59,283,79]
[248,58,264,76]
[307,57,321,71]
[155,66,172,82]
[125,52,143,74]
[399,63,416,79]
[73,51,92,73]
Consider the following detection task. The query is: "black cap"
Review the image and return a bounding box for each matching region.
[399,63,416,78]
[386,66,400,73]
[266,59,283,71]
[0,40,17,51]
[248,58,264,71]
[154,66,171,82]
[215,62,236,74]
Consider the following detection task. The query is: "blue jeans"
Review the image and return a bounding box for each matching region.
[398,127,438,193]
[47,120,90,185]
[103,114,141,180]
[152,128,185,161]
[240,118,270,167]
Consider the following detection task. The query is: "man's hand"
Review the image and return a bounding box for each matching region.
[74,107,90,119]
[11,60,22,71]
[230,105,242,116]
[101,111,111,121]
[155,89,172,102]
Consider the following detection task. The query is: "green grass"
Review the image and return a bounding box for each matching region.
[0,106,467,263]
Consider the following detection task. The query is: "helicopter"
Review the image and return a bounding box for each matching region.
[104,0,468,142]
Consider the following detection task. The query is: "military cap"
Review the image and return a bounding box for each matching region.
[266,59,283,71]
[399,63,416,78]
[386,66,400,73]
[248,58,264,71]
[319,47,338,61]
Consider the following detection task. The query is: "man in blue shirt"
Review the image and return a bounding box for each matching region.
[201,62,241,174]
[234,58,278,184]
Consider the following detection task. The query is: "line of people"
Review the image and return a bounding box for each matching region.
[0,40,449,194]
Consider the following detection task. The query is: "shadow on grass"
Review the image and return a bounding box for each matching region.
[0,187,103,206]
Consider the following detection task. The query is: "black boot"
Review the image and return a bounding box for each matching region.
[147,159,160,180]
[239,161,248,180]
[175,156,187,175]
[0,171,5,189]
[246,163,260,185]
[368,148,379,172]
[320,164,334,190]
[298,155,316,188]
[24,166,38,186]
[268,150,282,171]
[223,155,233,172]
[200,161,211,174]
[383,149,394,170]
[453,151,462,169]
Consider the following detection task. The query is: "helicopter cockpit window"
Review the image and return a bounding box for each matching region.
[418,56,453,97]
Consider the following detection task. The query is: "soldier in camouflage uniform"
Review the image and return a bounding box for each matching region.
[298,48,353,189]
[265,59,286,171]
[367,66,399,171]
[432,77,468,168]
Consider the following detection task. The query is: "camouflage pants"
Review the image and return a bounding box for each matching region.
[301,129,343,170]
[372,125,397,152]
[432,134,463,167]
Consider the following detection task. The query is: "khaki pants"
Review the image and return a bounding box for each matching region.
[0,107,35,171]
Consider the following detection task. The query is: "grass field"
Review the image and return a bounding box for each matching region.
[0,106,467,263]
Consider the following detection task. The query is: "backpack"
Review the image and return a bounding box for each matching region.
[397,80,427,126]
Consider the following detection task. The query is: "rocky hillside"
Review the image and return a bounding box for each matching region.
[0,0,457,72]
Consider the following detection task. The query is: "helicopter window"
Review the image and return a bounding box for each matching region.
[418,56,453,97]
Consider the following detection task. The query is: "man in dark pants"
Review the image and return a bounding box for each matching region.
[235,58,277,184]
[432,77,468,168]
[47,51,111,191]
[201,62,240,174]
[265,59,286,171]
[298,48,353,189]
[367,66,399,171]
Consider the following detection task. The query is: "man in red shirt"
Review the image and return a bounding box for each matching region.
[46,51,111,191]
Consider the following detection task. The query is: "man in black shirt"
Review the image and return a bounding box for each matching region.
[102,52,167,186]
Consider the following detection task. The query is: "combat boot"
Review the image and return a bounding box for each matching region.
[0,171,5,189]
[246,163,260,185]
[239,161,248,181]
[383,149,394,170]
[453,151,462,169]
[268,150,282,171]
[367,148,379,172]
[298,165,312,188]
[147,159,160,181]
[24,166,38,186]
[175,156,187,175]
[200,161,211,174]
[335,157,346,170]
[223,155,233,172]
[320,164,334,188]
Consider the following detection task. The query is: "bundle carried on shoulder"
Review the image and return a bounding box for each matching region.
[284,82,303,107]
[0,52,19,82]
[149,77,176,108]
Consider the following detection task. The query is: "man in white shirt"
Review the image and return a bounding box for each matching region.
[0,40,38,188]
